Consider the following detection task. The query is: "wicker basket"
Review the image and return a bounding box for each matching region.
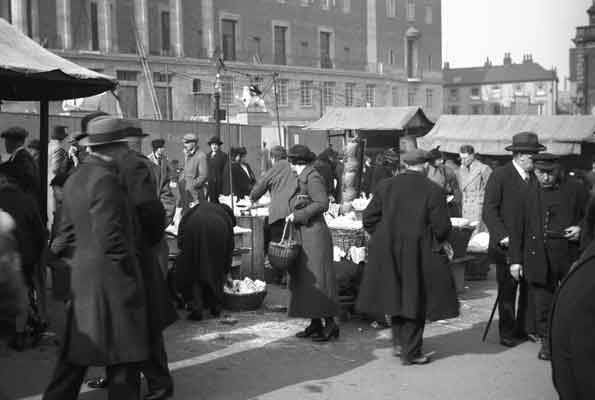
[330,228,366,253]
[268,221,300,271]
[223,290,267,311]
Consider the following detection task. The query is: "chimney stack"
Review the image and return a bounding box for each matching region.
[443,61,450,70]
[484,57,492,67]
[503,52,512,66]
[522,54,533,64]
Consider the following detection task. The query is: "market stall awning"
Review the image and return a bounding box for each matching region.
[304,106,434,132]
[418,115,595,155]
[0,18,117,100]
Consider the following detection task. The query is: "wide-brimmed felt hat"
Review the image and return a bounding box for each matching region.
[505,131,546,153]
[532,153,559,171]
[208,136,223,145]
[52,126,69,140]
[1,127,28,140]
[151,138,165,150]
[401,149,431,166]
[27,139,40,150]
[79,117,143,147]
[183,133,198,143]
[288,144,316,164]
[230,146,247,158]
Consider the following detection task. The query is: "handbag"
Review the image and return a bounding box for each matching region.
[268,220,301,272]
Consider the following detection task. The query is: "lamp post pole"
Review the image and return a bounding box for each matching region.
[214,72,222,138]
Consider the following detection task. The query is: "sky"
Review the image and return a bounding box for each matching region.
[442,0,591,87]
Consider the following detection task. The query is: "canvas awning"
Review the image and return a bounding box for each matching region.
[304,106,434,132]
[419,115,595,155]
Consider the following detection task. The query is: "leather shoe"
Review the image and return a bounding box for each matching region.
[187,310,203,321]
[538,345,551,361]
[500,338,518,347]
[402,354,431,366]
[393,345,402,357]
[144,386,173,400]
[86,377,108,389]
[9,332,26,352]
[527,333,541,343]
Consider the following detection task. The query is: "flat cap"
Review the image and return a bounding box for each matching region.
[27,139,40,150]
[532,153,559,171]
[288,144,316,165]
[401,148,430,166]
[183,133,198,143]
[207,136,223,145]
[1,127,28,140]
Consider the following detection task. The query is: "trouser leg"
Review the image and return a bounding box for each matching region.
[106,363,141,400]
[390,316,400,348]
[397,317,425,361]
[141,332,173,392]
[42,358,87,400]
[496,263,519,340]
[192,283,204,313]
[532,284,554,339]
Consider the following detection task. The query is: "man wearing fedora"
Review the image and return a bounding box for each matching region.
[483,132,545,347]
[1,127,40,206]
[181,133,208,210]
[47,126,71,228]
[509,153,587,360]
[206,136,228,203]
[43,117,150,400]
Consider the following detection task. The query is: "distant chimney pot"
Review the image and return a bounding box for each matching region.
[503,52,512,65]
[484,57,492,67]
[443,61,450,70]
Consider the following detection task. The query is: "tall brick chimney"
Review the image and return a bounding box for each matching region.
[503,52,512,66]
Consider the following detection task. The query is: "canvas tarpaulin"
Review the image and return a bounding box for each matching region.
[419,115,595,155]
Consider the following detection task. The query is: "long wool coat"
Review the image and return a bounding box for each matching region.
[458,159,491,227]
[61,155,149,365]
[207,150,228,202]
[175,202,235,307]
[287,166,339,318]
[356,170,459,321]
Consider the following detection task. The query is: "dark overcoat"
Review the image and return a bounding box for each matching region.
[223,161,256,198]
[207,151,228,201]
[288,166,339,318]
[550,241,595,400]
[6,147,41,206]
[483,162,535,264]
[356,171,459,321]
[116,150,178,332]
[61,155,149,365]
[175,203,235,306]
[250,159,296,224]
[510,180,587,285]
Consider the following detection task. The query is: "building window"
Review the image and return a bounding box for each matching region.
[470,87,480,99]
[300,80,313,107]
[493,103,501,114]
[389,49,397,65]
[425,88,433,108]
[365,84,375,106]
[118,86,138,118]
[153,72,171,83]
[90,1,99,51]
[535,82,546,96]
[277,79,289,106]
[491,85,501,99]
[192,79,201,93]
[472,105,481,114]
[321,0,330,10]
[345,83,355,106]
[427,55,432,71]
[301,0,314,6]
[406,37,419,79]
[323,82,335,106]
[392,86,399,106]
[408,88,417,106]
[116,70,139,82]
[320,31,332,69]
[449,88,459,102]
[222,19,237,61]
[514,83,524,95]
[273,25,288,65]
[221,76,234,105]
[407,0,415,22]
[161,10,170,54]
[387,0,396,18]
[425,5,432,24]
[343,0,351,13]
[449,105,459,114]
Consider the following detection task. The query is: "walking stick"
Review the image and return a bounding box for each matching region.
[482,290,500,342]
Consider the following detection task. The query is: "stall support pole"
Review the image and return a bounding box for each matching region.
[37,99,49,318]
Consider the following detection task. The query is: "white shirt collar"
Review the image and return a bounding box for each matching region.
[512,159,528,181]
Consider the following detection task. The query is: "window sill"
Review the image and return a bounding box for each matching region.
[407,77,421,82]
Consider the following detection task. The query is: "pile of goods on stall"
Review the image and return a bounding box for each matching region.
[224,277,266,295]
[325,198,369,264]
[219,194,270,217]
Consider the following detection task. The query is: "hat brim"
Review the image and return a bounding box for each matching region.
[208,139,223,145]
[78,137,130,147]
[534,164,558,171]
[504,144,546,152]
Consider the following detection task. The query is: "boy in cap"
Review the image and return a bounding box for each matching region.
[509,153,587,360]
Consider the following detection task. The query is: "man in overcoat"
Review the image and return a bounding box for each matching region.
[550,240,595,400]
[146,138,176,228]
[206,136,228,203]
[357,149,458,365]
[42,119,150,400]
[457,145,491,229]
[1,127,41,207]
[509,153,587,360]
[181,133,208,210]
[483,132,545,347]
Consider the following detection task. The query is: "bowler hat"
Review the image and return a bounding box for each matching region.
[183,133,198,143]
[52,126,69,140]
[1,127,28,140]
[230,146,247,159]
[208,136,223,145]
[532,153,559,171]
[505,131,546,153]
[401,148,431,166]
[27,139,40,151]
[78,117,142,147]
[288,144,316,165]
[151,138,165,150]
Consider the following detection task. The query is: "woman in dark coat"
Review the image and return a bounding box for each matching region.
[176,202,235,320]
[286,145,339,342]
[222,147,256,198]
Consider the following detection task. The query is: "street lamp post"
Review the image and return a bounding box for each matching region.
[214,73,222,137]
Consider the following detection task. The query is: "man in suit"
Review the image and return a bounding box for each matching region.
[1,127,40,207]
[510,153,587,360]
[181,133,208,211]
[147,138,176,227]
[42,118,150,400]
[206,136,228,203]
[483,132,546,347]
[458,145,491,230]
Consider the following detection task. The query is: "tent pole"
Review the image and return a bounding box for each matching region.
[38,99,49,319]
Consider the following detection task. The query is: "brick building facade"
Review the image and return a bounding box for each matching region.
[570,1,595,115]
[0,0,442,126]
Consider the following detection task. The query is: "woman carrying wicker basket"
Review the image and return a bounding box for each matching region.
[285,145,340,342]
